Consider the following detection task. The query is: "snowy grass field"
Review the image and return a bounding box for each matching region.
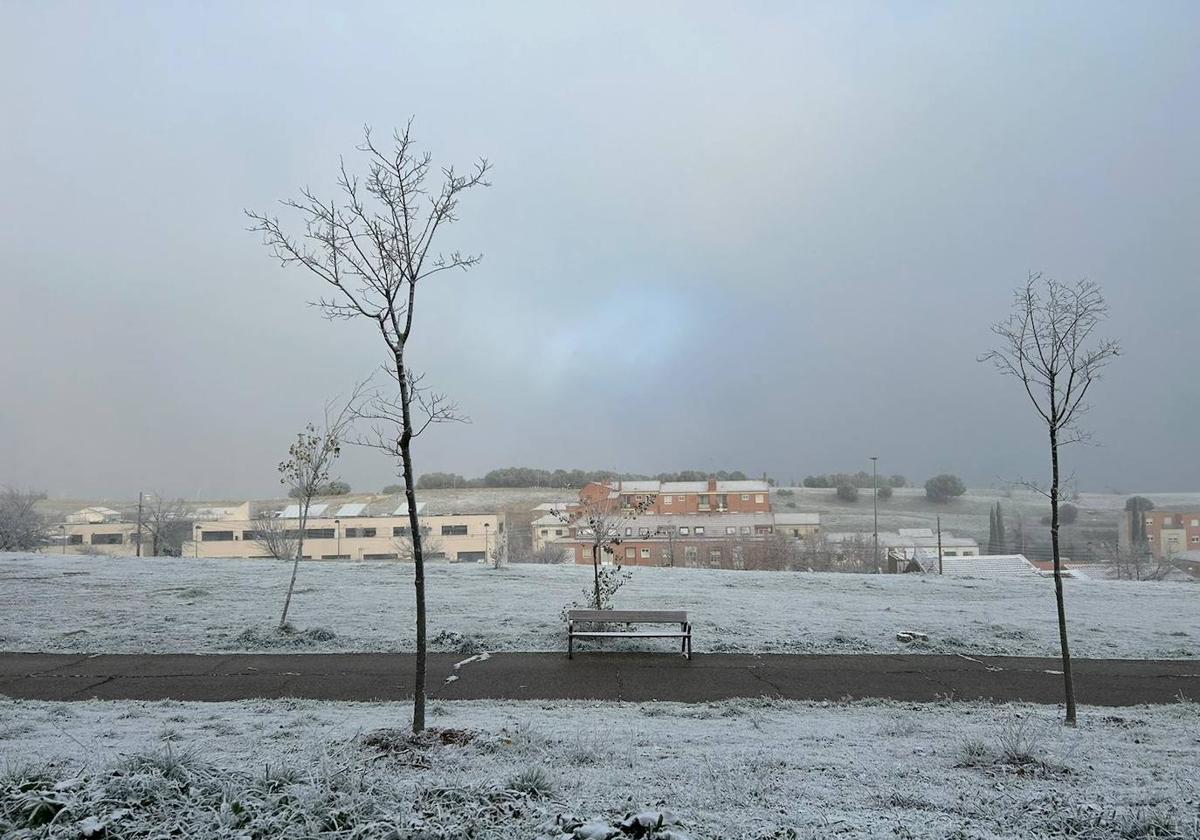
[1,696,1197,838]
[1,552,1195,659]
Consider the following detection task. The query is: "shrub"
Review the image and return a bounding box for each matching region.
[506,766,556,799]
[876,485,893,500]
[1059,503,1078,524]
[836,484,858,502]
[523,546,567,565]
[776,488,794,497]
[957,737,991,767]
[924,474,966,503]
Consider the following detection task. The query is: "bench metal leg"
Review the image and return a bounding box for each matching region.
[568,624,573,659]
[686,623,692,660]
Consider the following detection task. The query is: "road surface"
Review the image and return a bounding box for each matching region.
[1,652,1196,705]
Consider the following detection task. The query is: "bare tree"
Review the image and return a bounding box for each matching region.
[981,273,1119,726]
[554,492,653,609]
[276,399,353,630]
[1099,540,1176,582]
[248,122,489,734]
[0,489,48,551]
[655,523,680,567]
[251,508,299,565]
[139,495,193,557]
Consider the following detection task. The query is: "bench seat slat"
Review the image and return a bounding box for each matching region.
[570,631,689,639]
[568,610,687,623]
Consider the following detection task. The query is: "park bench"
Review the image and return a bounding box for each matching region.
[567,609,692,660]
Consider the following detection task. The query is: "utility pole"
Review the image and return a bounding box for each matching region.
[937,515,943,575]
[870,456,879,572]
[135,491,145,557]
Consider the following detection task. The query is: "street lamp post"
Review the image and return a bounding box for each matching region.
[870,457,879,572]
[484,522,491,565]
[59,524,66,555]
[335,519,341,558]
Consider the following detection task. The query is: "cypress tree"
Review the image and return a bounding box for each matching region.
[987,505,997,554]
[994,503,1007,554]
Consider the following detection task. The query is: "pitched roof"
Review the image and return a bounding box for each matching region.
[939,554,1039,578]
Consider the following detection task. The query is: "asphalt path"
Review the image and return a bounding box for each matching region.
[1,652,1196,705]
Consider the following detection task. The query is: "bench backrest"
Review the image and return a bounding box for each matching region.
[568,609,687,623]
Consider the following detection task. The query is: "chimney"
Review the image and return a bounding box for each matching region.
[707,476,717,492]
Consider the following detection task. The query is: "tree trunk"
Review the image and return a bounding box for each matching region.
[592,542,601,609]
[1049,425,1077,726]
[396,349,426,734]
[281,502,307,629]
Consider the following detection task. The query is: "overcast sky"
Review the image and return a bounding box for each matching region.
[1,1,1197,500]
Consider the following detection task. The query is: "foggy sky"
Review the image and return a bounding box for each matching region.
[2,1,1198,500]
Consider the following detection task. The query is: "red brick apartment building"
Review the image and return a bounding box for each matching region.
[577,478,772,515]
[566,479,807,568]
[1142,510,1200,557]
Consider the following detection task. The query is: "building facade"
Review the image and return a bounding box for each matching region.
[1142,510,1200,557]
[184,502,501,562]
[578,479,772,515]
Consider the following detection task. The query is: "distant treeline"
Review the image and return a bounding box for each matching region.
[802,472,908,489]
[409,468,751,491]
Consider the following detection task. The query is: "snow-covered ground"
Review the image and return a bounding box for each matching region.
[1,552,1195,658]
[1,696,1196,838]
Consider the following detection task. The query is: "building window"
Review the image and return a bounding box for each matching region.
[726,526,736,535]
[717,494,728,509]
[344,527,376,538]
[321,554,350,560]
[393,527,410,537]
[555,529,563,536]
[305,528,335,540]
[68,534,83,545]
[1192,536,1200,544]
[756,494,765,503]
[684,546,698,563]
[242,531,260,541]
[441,524,468,536]
[1192,520,1199,527]
[664,496,672,505]
[698,494,711,509]
[199,531,233,542]
[679,527,690,536]
[694,526,705,535]
[640,548,650,559]
[709,548,722,565]
[456,551,486,562]
[540,529,548,536]
[625,547,636,559]
[363,553,399,560]
[741,494,750,501]
[625,527,633,536]
[739,526,751,535]
[91,533,124,545]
